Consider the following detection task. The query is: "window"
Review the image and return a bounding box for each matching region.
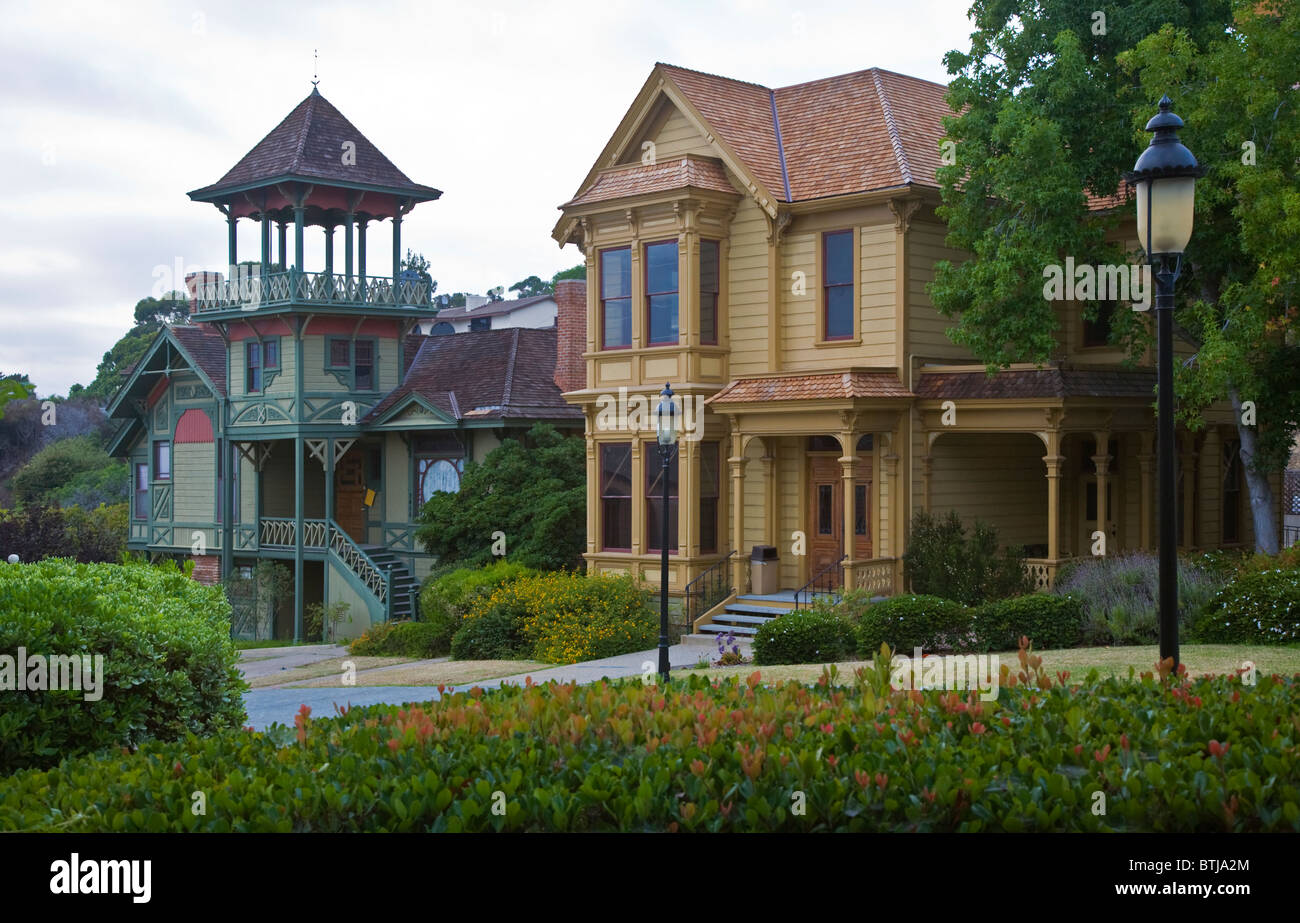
[1083,301,1116,348]
[354,340,374,390]
[431,322,455,336]
[645,446,679,552]
[246,341,263,392]
[417,458,464,503]
[1223,439,1242,544]
[817,484,834,534]
[134,463,148,519]
[600,248,632,349]
[854,484,868,536]
[645,240,679,346]
[699,240,720,345]
[469,317,491,331]
[823,230,854,340]
[326,338,377,390]
[700,442,720,553]
[600,443,632,550]
[153,440,170,481]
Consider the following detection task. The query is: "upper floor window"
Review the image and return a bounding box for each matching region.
[700,240,720,345]
[133,462,148,518]
[153,440,171,481]
[823,230,854,340]
[645,240,679,346]
[1082,301,1116,348]
[469,317,491,332]
[245,338,279,393]
[601,248,632,349]
[326,337,377,391]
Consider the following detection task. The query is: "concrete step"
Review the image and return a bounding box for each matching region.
[699,623,759,636]
[714,612,776,625]
[724,603,793,618]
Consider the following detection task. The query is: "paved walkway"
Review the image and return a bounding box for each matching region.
[240,643,707,731]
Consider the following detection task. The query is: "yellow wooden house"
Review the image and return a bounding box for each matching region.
[550,62,1277,633]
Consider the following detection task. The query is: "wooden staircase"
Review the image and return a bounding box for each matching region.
[360,545,421,621]
[696,594,798,637]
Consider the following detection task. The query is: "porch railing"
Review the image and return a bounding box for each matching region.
[259,517,327,551]
[794,554,846,611]
[327,521,388,609]
[1023,557,1069,591]
[192,269,432,312]
[856,557,897,596]
[682,551,736,633]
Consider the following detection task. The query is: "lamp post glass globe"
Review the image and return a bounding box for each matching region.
[1128,95,1200,259]
[656,382,678,446]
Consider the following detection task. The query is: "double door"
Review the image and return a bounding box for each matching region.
[809,455,872,587]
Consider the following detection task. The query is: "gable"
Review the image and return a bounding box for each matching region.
[625,100,719,164]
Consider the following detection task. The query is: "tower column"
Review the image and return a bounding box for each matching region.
[277,220,287,270]
[358,218,368,290]
[344,212,355,283]
[226,212,238,268]
[392,211,403,294]
[324,224,334,277]
[293,205,305,273]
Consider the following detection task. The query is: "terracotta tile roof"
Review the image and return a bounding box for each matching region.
[366,327,582,424]
[915,367,1156,400]
[562,155,738,208]
[707,370,912,405]
[188,89,441,201]
[169,324,228,397]
[654,64,952,203]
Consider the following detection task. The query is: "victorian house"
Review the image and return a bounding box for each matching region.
[551,62,1276,636]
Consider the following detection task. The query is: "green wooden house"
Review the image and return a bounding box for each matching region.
[107,88,581,640]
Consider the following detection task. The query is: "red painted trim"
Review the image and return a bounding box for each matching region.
[175,408,215,443]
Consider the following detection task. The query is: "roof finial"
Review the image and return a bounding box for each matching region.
[312,49,319,89]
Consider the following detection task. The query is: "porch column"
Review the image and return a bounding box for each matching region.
[325,437,335,525]
[919,451,933,513]
[1093,430,1111,557]
[277,220,287,270]
[839,432,858,591]
[324,224,334,277]
[344,212,355,282]
[1138,432,1154,550]
[294,436,304,642]
[761,448,777,547]
[884,433,901,590]
[1180,438,1197,549]
[227,212,238,268]
[1044,450,1064,563]
[729,424,746,593]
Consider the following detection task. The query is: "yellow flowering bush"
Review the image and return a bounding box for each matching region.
[454,572,656,664]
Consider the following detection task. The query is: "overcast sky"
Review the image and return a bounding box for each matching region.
[0,0,974,396]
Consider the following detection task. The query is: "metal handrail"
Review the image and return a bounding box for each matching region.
[682,550,736,632]
[793,554,846,611]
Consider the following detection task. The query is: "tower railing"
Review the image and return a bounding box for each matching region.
[192,268,432,312]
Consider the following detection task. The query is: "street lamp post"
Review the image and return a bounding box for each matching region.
[654,382,678,684]
[1126,95,1204,671]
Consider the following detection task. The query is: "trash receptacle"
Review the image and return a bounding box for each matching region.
[750,545,779,595]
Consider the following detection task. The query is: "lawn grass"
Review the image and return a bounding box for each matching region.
[281,658,553,688]
[234,639,311,651]
[671,643,1300,685]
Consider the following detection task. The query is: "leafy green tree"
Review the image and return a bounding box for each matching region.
[486,286,505,303]
[83,330,153,401]
[931,0,1294,551]
[1122,1,1300,552]
[551,263,585,287]
[11,435,115,507]
[0,374,35,420]
[133,291,189,327]
[400,248,437,294]
[508,275,552,297]
[415,424,585,571]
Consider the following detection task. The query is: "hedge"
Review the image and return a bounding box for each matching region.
[0,559,247,772]
[1,666,1296,831]
[855,595,972,655]
[1194,568,1300,644]
[350,621,447,659]
[416,562,535,657]
[973,594,1085,652]
[752,607,856,665]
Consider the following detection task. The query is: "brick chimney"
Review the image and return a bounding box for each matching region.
[553,279,587,394]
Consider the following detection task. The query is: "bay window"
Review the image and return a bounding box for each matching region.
[600,248,631,349]
[600,443,632,550]
[645,240,679,346]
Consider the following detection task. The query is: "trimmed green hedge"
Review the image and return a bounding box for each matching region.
[349,621,446,659]
[417,562,536,656]
[0,559,247,772]
[855,594,971,655]
[974,594,1085,652]
[752,607,856,665]
[2,668,1297,831]
[1194,568,1300,644]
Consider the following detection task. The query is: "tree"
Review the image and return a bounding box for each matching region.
[1122,1,1300,553]
[486,285,505,303]
[415,423,585,571]
[551,263,585,287]
[400,248,437,294]
[930,0,1295,552]
[10,435,117,508]
[0,374,35,420]
[508,275,551,298]
[133,291,189,328]
[83,330,154,401]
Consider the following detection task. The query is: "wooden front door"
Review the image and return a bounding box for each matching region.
[809,456,873,588]
[334,448,367,543]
